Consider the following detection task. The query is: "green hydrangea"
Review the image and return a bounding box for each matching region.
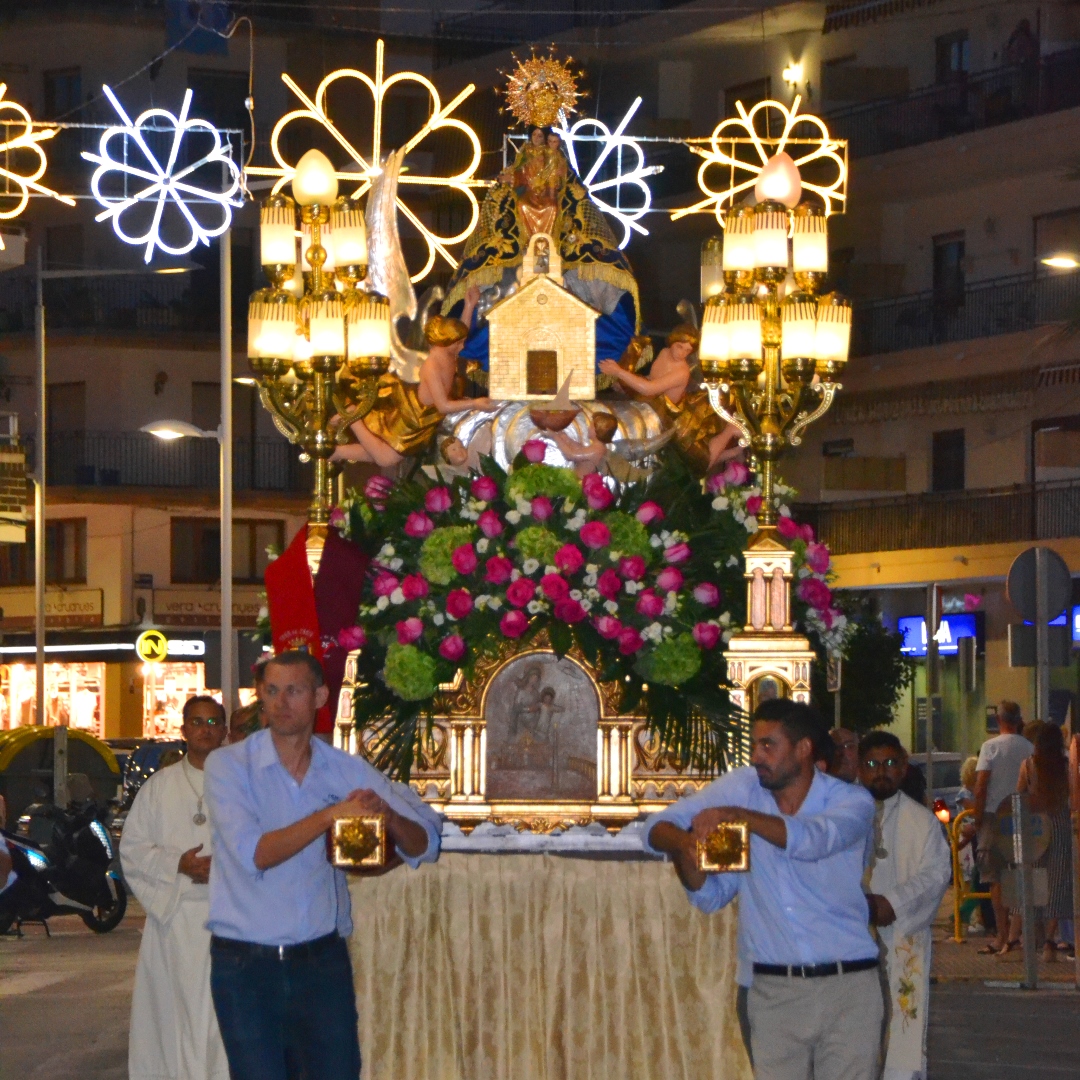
[636,633,702,687]
[603,511,653,560]
[419,525,475,585]
[505,463,582,504]
[515,525,562,566]
[383,643,438,701]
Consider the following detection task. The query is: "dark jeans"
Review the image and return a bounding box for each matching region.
[210,932,361,1080]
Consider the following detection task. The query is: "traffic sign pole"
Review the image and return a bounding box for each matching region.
[1035,548,1050,723]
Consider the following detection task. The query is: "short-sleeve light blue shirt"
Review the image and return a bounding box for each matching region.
[204,729,441,946]
[644,767,877,984]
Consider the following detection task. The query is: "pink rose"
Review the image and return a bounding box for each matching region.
[580,521,611,550]
[805,542,830,575]
[798,523,814,543]
[337,625,367,650]
[404,511,434,538]
[706,472,726,494]
[776,515,799,540]
[500,610,529,638]
[446,588,474,620]
[425,486,452,513]
[554,597,587,624]
[636,501,664,525]
[664,542,692,565]
[451,543,477,575]
[506,579,536,608]
[555,544,585,574]
[471,475,498,502]
[594,615,622,640]
[618,627,644,655]
[597,569,622,600]
[798,578,832,612]
[396,617,423,644]
[365,475,393,505]
[541,573,570,601]
[521,439,546,463]
[656,567,683,594]
[582,473,613,510]
[636,589,665,618]
[745,495,762,517]
[439,634,466,662]
[693,622,721,649]
[723,460,750,486]
[372,571,399,597]
[401,573,429,601]
[693,582,721,607]
[478,509,504,538]
[485,556,514,585]
[329,507,347,528]
[531,495,553,522]
[618,555,647,581]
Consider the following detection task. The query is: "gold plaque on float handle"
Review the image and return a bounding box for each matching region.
[697,821,751,873]
[328,815,386,869]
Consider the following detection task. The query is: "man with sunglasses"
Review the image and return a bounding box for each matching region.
[859,731,951,1080]
[121,694,231,1080]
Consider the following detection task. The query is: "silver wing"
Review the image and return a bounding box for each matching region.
[608,428,675,461]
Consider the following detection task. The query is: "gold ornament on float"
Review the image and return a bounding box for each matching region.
[501,50,583,129]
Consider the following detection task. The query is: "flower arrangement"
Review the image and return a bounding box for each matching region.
[336,448,849,779]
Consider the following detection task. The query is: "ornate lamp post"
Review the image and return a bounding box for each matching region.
[695,122,852,761]
[246,149,392,569]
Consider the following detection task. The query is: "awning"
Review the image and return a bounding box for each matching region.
[823,0,938,33]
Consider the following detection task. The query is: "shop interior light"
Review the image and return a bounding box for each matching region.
[1042,254,1080,269]
[140,420,215,440]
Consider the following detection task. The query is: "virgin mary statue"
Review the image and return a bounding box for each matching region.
[441,57,640,376]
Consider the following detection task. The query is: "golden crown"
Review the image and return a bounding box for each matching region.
[502,50,582,129]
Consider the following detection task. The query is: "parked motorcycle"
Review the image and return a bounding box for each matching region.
[0,800,126,934]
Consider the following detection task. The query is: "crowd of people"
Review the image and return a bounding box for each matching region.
[11,673,1059,1080]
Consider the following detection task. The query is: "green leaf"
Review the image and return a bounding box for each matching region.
[549,621,572,658]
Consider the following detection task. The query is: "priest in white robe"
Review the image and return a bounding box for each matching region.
[120,695,230,1080]
[859,731,951,1080]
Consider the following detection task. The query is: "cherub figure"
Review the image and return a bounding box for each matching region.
[332,287,495,468]
[422,423,494,483]
[599,324,741,477]
[551,410,673,482]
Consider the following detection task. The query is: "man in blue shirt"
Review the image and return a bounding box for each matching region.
[204,649,441,1080]
[646,699,882,1080]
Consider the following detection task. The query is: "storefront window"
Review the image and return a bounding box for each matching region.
[0,662,105,734]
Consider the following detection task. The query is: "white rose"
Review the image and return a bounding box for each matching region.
[522,558,539,575]
[376,596,390,611]
[390,588,405,605]
[604,600,619,614]
[586,563,599,575]
[506,510,522,525]
[527,600,545,614]
[712,496,729,511]
[584,573,598,587]
[488,596,503,610]
[476,538,490,554]
[581,599,593,613]
[433,612,445,626]
[649,535,663,548]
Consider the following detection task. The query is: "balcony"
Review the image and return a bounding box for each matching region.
[827,47,1080,159]
[798,479,1080,556]
[851,269,1080,357]
[25,433,311,493]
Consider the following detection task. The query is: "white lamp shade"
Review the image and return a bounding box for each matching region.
[815,297,852,364]
[722,212,756,272]
[259,200,296,267]
[248,295,298,360]
[309,296,346,356]
[331,203,368,266]
[302,221,336,272]
[292,330,313,365]
[753,206,789,270]
[701,264,725,302]
[754,151,802,208]
[780,297,817,360]
[728,299,762,359]
[347,296,392,359]
[698,300,730,363]
[792,206,829,274]
[292,149,339,207]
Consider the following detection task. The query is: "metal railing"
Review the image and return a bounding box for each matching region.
[797,479,1080,555]
[851,269,1080,357]
[827,47,1080,159]
[24,433,311,493]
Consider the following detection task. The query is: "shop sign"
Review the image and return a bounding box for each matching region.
[152,589,263,628]
[0,588,103,630]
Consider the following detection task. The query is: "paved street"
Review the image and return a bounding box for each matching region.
[2,901,1080,1079]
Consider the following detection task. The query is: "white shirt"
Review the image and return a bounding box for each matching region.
[976,733,1033,814]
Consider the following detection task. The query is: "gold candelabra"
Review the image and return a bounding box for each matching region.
[246,149,392,565]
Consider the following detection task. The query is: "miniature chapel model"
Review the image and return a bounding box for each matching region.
[486,233,598,401]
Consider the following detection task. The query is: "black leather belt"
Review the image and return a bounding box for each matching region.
[752,958,879,978]
[211,931,340,962]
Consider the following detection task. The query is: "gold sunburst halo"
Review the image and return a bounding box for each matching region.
[502,49,583,129]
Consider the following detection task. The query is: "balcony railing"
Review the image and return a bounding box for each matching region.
[851,269,1080,357]
[796,480,1080,556]
[24,433,311,493]
[827,47,1080,159]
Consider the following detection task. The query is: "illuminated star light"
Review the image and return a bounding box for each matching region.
[554,97,662,250]
[82,85,244,263]
[0,82,76,228]
[245,39,487,282]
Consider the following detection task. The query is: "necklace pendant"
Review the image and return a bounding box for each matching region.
[193,811,207,826]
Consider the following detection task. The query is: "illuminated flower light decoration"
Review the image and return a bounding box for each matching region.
[671,95,847,226]
[245,39,486,283]
[82,85,244,263]
[0,82,76,240]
